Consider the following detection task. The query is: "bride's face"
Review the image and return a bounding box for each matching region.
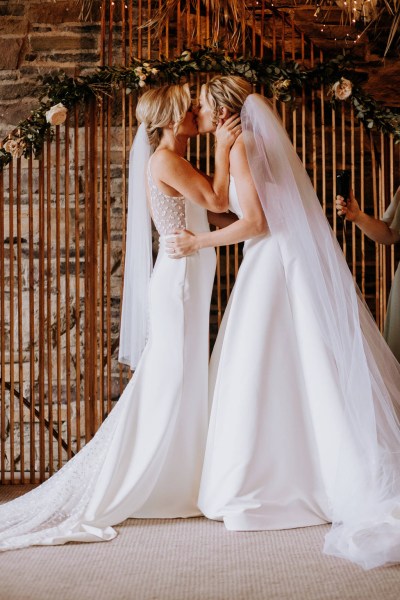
[175,105,198,138]
[195,86,217,134]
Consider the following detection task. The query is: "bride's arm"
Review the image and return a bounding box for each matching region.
[166,139,267,257]
[154,115,241,213]
[191,164,238,227]
[207,211,238,228]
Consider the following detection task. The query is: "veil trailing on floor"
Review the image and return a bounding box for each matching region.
[242,93,400,570]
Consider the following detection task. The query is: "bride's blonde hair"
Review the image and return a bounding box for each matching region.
[203,76,252,125]
[136,83,192,148]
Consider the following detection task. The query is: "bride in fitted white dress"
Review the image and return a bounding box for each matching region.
[0,79,243,550]
[0,138,215,551]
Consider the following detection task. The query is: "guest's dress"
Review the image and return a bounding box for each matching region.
[383,186,400,362]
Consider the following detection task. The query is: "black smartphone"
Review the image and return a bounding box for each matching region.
[336,170,350,201]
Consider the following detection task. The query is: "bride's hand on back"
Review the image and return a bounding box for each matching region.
[215,114,242,150]
[166,229,199,258]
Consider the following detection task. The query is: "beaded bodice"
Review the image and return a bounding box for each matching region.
[147,161,186,235]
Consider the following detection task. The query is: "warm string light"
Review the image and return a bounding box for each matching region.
[312,0,369,44]
[104,1,129,8]
[105,0,368,43]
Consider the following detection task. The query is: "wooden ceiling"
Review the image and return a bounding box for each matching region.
[271,1,400,106]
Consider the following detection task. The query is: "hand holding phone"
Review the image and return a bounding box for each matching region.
[336,170,351,203]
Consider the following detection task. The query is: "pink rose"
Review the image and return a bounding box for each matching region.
[4,138,25,159]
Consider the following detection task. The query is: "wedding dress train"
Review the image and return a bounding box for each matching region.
[0,156,215,551]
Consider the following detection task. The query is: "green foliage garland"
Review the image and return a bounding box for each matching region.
[1,47,399,168]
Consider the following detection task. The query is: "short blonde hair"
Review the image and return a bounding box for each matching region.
[136,83,192,148]
[203,76,252,124]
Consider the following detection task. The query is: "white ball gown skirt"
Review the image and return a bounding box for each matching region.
[0,201,216,551]
[199,176,400,569]
[199,177,340,530]
[199,231,333,530]
[204,94,400,568]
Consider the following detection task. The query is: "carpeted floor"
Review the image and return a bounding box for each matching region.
[1,486,400,600]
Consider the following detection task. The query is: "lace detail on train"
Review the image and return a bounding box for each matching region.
[0,399,123,550]
[147,162,186,235]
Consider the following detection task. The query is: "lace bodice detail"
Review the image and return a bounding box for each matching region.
[148,162,186,235]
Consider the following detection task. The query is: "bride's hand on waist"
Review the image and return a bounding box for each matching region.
[165,229,199,258]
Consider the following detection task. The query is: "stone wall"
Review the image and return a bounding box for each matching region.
[0,0,102,139]
[0,0,128,478]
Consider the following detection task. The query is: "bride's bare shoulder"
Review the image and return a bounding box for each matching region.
[230,135,249,173]
[151,148,187,172]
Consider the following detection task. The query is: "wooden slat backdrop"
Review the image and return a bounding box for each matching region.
[0,0,399,483]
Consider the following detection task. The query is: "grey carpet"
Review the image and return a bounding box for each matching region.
[1,486,400,600]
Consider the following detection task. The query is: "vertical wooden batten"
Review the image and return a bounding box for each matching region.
[8,160,15,482]
[27,155,35,482]
[16,155,24,483]
[74,107,82,452]
[0,160,5,484]
[38,156,45,480]
[46,135,53,474]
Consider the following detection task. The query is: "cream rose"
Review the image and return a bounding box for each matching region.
[332,78,352,101]
[45,103,68,126]
[181,50,191,62]
[274,78,291,91]
[4,138,25,159]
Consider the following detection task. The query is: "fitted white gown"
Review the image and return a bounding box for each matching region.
[199,177,333,530]
[0,170,216,550]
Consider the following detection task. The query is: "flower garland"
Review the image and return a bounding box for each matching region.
[1,47,399,168]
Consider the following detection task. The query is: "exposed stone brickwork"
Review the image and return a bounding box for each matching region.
[0,1,129,477]
[0,0,102,139]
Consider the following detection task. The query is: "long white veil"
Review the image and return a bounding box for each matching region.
[118,123,153,370]
[242,94,400,569]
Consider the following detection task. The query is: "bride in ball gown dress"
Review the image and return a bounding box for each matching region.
[168,76,400,569]
[0,84,241,551]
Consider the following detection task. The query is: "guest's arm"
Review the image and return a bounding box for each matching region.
[336,191,400,245]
